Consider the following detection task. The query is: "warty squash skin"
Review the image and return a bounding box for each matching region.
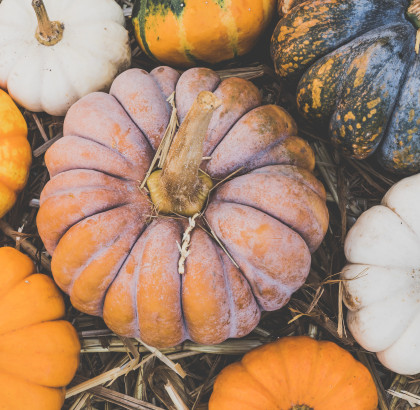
[270,0,420,174]
[37,66,329,348]
[341,173,420,375]
[209,336,378,410]
[132,0,276,67]
[0,247,80,410]
[0,0,131,116]
[0,90,31,218]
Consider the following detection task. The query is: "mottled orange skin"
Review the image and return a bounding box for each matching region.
[37,66,328,348]
[0,90,31,218]
[0,247,80,410]
[209,336,378,410]
[133,0,276,67]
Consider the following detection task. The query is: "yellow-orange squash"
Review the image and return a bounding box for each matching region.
[209,336,378,410]
[132,0,276,67]
[37,66,328,348]
[0,247,80,410]
[0,90,31,218]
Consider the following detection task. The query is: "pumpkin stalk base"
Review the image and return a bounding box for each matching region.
[147,169,213,216]
[291,406,313,410]
[147,91,221,217]
[32,0,64,46]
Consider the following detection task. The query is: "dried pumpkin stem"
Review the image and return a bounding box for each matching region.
[291,406,313,410]
[147,91,221,216]
[32,0,64,46]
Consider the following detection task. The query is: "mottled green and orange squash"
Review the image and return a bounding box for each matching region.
[209,336,378,410]
[132,0,276,67]
[0,247,80,410]
[0,90,31,218]
[271,0,420,173]
[37,66,328,348]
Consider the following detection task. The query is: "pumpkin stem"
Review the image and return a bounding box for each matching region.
[290,406,313,410]
[147,91,221,216]
[32,0,64,46]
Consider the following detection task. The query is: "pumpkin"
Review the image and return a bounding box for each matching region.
[209,336,378,410]
[0,247,80,410]
[0,90,31,218]
[270,0,420,174]
[0,0,131,116]
[341,173,420,375]
[132,0,276,67]
[36,66,329,348]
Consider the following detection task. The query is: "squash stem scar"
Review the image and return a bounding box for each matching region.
[32,0,64,46]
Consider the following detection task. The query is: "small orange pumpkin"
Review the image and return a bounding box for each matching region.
[132,0,276,67]
[0,247,80,410]
[0,90,31,218]
[209,336,378,410]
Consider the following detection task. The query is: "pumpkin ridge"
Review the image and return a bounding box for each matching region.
[315,358,370,406]
[296,22,407,123]
[377,54,418,158]
[330,23,415,159]
[219,0,239,59]
[378,58,420,172]
[240,360,282,405]
[347,289,420,351]
[0,272,33,308]
[39,199,135,254]
[110,91,164,152]
[216,242,239,337]
[39,45,79,112]
[205,202,309,310]
[0,149,30,192]
[271,0,404,78]
[138,219,186,342]
[249,165,326,200]
[99,221,153,323]
[134,0,158,62]
[205,78,262,157]
[39,170,139,201]
[61,133,141,176]
[383,203,420,243]
[219,248,261,339]
[212,184,325,252]
[60,203,147,298]
[342,264,418,310]
[0,367,65,392]
[53,203,146,292]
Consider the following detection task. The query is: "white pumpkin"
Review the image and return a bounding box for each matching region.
[0,0,131,116]
[342,173,420,375]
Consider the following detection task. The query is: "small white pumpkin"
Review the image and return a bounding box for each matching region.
[0,0,131,116]
[342,173,420,375]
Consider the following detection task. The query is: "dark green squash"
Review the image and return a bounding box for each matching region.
[271,0,420,173]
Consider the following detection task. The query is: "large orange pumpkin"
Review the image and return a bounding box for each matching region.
[209,336,378,410]
[37,66,328,348]
[0,90,31,218]
[132,0,276,67]
[0,247,80,410]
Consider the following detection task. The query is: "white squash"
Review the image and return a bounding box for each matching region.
[342,173,420,375]
[0,0,131,116]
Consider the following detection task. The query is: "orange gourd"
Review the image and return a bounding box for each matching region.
[37,66,328,348]
[0,247,80,410]
[0,90,31,218]
[209,336,378,410]
[132,0,276,67]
